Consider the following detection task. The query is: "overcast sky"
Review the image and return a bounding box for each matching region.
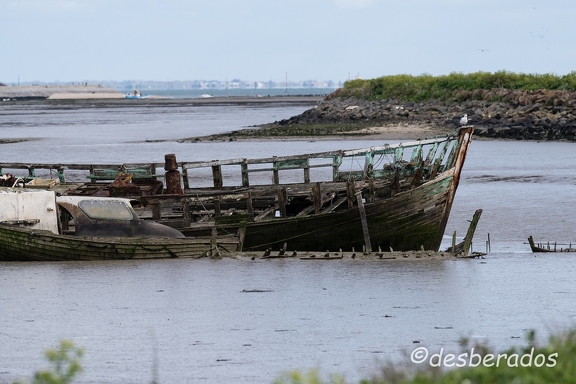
[1,0,574,84]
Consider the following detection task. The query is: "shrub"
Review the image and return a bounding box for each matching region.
[339,71,576,102]
[14,340,84,384]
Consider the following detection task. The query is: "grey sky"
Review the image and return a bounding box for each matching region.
[1,0,573,84]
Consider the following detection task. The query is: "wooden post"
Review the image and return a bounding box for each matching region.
[236,221,247,252]
[369,179,375,203]
[241,161,249,187]
[150,200,162,221]
[213,199,221,217]
[164,154,178,171]
[312,182,322,214]
[346,179,356,209]
[246,192,254,214]
[182,167,190,189]
[212,165,223,189]
[182,200,191,227]
[273,157,279,185]
[165,171,183,195]
[303,158,310,184]
[277,187,287,217]
[355,191,372,254]
[89,165,96,183]
[459,209,483,257]
[164,154,182,195]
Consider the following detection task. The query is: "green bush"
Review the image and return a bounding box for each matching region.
[14,340,84,384]
[339,71,576,102]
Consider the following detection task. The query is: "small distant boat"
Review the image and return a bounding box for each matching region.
[528,236,576,253]
[200,94,214,98]
[125,90,149,99]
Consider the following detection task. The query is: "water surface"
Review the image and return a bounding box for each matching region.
[1,103,575,383]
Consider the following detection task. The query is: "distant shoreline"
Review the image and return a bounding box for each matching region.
[0,85,326,105]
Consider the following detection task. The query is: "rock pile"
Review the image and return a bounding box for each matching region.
[280,89,576,141]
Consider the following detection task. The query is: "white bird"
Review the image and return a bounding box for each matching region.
[459,114,468,126]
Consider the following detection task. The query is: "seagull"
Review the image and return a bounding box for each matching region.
[459,114,468,126]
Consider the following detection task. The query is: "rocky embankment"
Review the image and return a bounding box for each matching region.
[279,89,576,141]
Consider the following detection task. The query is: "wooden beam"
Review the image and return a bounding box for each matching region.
[277,187,287,217]
[312,182,322,214]
[355,191,372,254]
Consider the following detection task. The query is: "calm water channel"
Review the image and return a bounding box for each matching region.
[1,101,576,383]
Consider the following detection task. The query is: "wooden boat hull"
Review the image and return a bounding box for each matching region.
[528,236,576,253]
[203,169,455,252]
[0,224,238,261]
[0,127,473,254]
[179,128,472,253]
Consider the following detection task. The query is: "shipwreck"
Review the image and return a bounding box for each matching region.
[0,127,474,255]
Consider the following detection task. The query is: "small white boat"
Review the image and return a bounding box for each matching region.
[125,90,149,99]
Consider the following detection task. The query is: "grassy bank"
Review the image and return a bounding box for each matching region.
[337,71,576,102]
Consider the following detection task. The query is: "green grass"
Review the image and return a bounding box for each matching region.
[337,71,576,102]
[274,329,576,384]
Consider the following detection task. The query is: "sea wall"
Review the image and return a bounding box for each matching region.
[281,89,576,141]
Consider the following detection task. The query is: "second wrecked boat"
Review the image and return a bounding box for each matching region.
[0,188,238,261]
